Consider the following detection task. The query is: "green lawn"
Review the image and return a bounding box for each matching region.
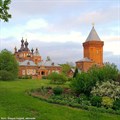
[0,79,120,120]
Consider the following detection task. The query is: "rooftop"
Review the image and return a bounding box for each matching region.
[86,26,101,42]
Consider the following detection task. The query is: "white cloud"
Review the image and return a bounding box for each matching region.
[26,18,48,30]
[24,31,84,43]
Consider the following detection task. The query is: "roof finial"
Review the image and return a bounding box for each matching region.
[92,22,95,27]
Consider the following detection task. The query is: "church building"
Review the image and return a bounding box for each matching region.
[76,25,104,72]
[14,38,62,79]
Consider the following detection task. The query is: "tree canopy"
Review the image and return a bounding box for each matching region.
[0,0,11,22]
[0,49,18,80]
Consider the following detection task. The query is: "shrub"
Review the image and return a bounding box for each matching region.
[88,63,119,82]
[0,70,14,81]
[42,76,47,79]
[113,99,120,110]
[91,81,120,100]
[70,72,95,96]
[116,73,120,84]
[53,86,63,95]
[102,96,114,108]
[90,96,102,107]
[22,75,32,79]
[48,72,67,84]
[68,77,74,81]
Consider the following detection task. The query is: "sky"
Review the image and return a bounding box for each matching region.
[0,0,120,69]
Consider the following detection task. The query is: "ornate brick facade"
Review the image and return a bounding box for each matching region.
[14,38,61,79]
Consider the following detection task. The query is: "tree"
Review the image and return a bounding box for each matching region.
[70,72,95,96]
[88,63,119,82]
[0,49,18,80]
[73,68,78,78]
[0,0,11,22]
[60,63,71,75]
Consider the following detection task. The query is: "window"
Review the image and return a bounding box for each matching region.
[22,70,25,75]
[27,69,30,75]
[41,71,45,75]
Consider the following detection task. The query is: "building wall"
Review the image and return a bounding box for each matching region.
[83,41,104,66]
[76,61,94,72]
[19,66,38,77]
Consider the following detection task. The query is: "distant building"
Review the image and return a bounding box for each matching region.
[76,25,104,72]
[14,38,61,79]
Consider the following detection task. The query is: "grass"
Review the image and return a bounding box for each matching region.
[0,79,120,120]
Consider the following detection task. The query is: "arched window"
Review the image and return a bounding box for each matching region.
[41,71,45,75]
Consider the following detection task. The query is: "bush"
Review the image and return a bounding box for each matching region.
[113,99,120,110]
[53,86,63,95]
[88,63,119,82]
[68,77,74,81]
[42,76,47,79]
[70,72,95,96]
[90,96,102,107]
[48,72,67,84]
[0,70,14,81]
[102,96,114,108]
[91,81,120,100]
[116,73,120,84]
[22,75,32,79]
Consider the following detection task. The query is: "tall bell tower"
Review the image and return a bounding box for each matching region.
[83,25,104,66]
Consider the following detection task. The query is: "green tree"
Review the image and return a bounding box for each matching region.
[0,0,11,22]
[70,72,95,96]
[0,49,18,80]
[88,63,119,82]
[73,68,78,78]
[60,63,71,75]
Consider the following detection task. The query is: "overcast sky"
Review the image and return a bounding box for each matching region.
[0,0,120,69]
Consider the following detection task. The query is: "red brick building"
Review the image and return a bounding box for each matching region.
[76,26,104,72]
[14,38,61,79]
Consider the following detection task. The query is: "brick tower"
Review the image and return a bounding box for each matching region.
[76,25,104,72]
[83,25,104,66]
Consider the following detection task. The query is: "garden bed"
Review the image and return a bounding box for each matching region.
[27,86,120,115]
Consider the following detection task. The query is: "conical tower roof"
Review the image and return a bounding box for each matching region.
[86,26,101,42]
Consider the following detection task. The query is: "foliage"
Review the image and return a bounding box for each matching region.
[1,79,120,120]
[0,49,18,80]
[21,75,32,79]
[102,96,114,108]
[53,86,63,95]
[90,96,102,107]
[70,72,95,96]
[0,70,14,81]
[42,76,47,79]
[88,63,119,82]
[60,63,72,75]
[91,81,120,100]
[116,73,120,84]
[0,0,11,22]
[67,77,74,81]
[113,99,120,110]
[70,63,119,96]
[73,68,78,78]
[48,72,67,84]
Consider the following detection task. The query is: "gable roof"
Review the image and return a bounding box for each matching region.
[19,60,37,66]
[86,26,101,42]
[76,57,92,62]
[38,60,60,67]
